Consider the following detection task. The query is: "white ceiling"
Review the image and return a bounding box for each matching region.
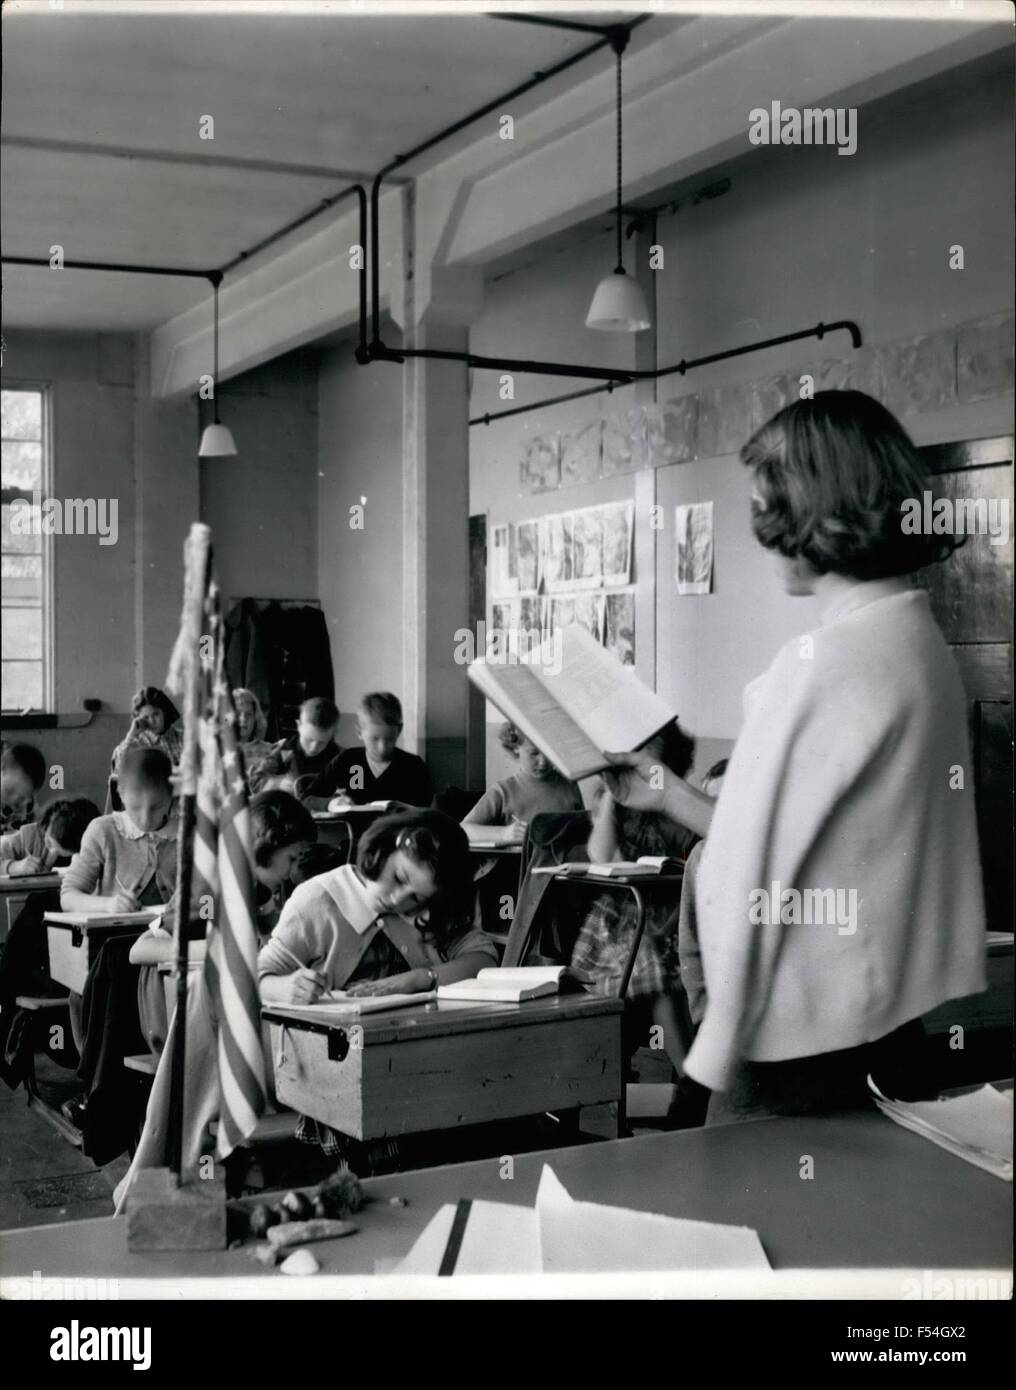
[1,4,686,328]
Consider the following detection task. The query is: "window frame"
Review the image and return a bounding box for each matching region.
[2,379,54,715]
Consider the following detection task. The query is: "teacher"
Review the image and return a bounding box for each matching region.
[606,390,987,1121]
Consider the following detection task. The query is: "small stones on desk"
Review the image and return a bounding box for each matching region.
[388,1196,409,1208]
[280,1248,320,1276]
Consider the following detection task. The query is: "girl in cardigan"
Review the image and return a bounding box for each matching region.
[463,721,582,826]
[604,391,985,1121]
[571,721,697,1077]
[111,686,184,775]
[259,808,496,1161]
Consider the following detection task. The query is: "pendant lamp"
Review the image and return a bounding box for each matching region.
[198,278,237,457]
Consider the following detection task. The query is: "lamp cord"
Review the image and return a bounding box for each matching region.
[615,47,623,273]
[212,283,220,424]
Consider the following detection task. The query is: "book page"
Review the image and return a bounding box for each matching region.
[468,659,606,780]
[536,625,676,753]
[477,966,566,987]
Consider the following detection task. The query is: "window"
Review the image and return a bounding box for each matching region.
[2,387,51,712]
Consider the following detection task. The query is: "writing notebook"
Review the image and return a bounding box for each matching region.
[468,624,675,781]
[44,909,163,928]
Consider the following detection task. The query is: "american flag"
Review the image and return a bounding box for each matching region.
[191,575,267,1158]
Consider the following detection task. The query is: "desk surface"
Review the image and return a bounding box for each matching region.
[0,873,61,892]
[1,1111,1009,1280]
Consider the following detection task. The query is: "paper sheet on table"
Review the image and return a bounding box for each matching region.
[393,1167,769,1274]
[534,1166,770,1273]
[394,1201,540,1274]
[869,1077,1013,1181]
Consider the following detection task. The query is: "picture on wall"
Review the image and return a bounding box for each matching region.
[511,519,541,593]
[601,500,635,586]
[520,434,562,493]
[539,512,574,591]
[569,507,605,590]
[675,500,714,595]
[604,590,636,666]
[549,593,605,645]
[490,523,516,597]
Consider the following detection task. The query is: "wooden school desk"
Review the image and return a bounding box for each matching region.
[1,1109,1010,1283]
[0,872,61,946]
[264,993,625,1139]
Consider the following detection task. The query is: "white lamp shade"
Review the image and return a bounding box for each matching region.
[585,269,651,332]
[198,422,238,458]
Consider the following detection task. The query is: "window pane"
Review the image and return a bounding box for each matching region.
[2,606,42,659]
[1,440,43,491]
[2,504,43,555]
[1,661,43,712]
[1,390,42,442]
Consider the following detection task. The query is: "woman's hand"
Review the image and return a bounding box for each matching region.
[282,968,328,1005]
[602,750,668,814]
[344,970,428,998]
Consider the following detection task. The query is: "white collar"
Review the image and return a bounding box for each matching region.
[113,811,175,842]
[316,864,380,936]
[820,576,912,625]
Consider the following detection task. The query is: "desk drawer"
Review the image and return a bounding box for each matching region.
[269,1008,622,1141]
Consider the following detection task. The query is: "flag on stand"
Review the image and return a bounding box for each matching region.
[191,575,267,1158]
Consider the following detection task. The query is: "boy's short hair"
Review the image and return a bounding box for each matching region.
[497,721,524,758]
[300,697,339,730]
[118,746,173,791]
[131,685,181,728]
[359,692,403,727]
[357,808,472,939]
[41,798,101,853]
[742,391,960,580]
[1,742,47,790]
[249,790,317,867]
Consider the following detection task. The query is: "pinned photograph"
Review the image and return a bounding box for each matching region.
[675,501,714,595]
[601,500,635,586]
[539,512,574,592]
[604,590,636,666]
[511,520,540,593]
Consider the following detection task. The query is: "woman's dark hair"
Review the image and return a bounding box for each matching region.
[118,746,173,791]
[249,789,317,868]
[640,720,695,779]
[41,798,100,853]
[1,742,47,790]
[357,808,473,939]
[742,390,960,580]
[131,685,181,728]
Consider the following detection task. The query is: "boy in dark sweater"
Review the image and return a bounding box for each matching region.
[305,692,432,808]
[249,697,343,798]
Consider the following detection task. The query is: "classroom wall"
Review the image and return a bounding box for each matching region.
[200,348,319,611]
[652,59,1015,738]
[469,58,1014,773]
[2,329,195,807]
[317,333,405,747]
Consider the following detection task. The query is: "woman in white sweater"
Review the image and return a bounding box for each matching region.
[606,391,986,1121]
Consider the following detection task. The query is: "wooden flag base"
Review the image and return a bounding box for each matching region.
[126,1167,227,1252]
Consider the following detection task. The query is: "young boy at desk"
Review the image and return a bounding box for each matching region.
[463,721,582,827]
[1,742,48,834]
[258,808,496,1160]
[249,696,343,798]
[0,798,99,876]
[305,691,432,809]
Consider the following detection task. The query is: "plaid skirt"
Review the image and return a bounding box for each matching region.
[570,890,681,1001]
[295,1115,401,1172]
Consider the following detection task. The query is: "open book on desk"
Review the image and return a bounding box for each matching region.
[532,856,683,879]
[44,909,163,928]
[468,623,675,782]
[437,965,586,1004]
[265,989,437,1020]
[463,823,526,849]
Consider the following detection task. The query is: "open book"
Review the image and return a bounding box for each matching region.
[462,823,527,849]
[265,989,436,1020]
[468,624,675,782]
[44,909,163,928]
[533,856,683,879]
[437,966,572,1004]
